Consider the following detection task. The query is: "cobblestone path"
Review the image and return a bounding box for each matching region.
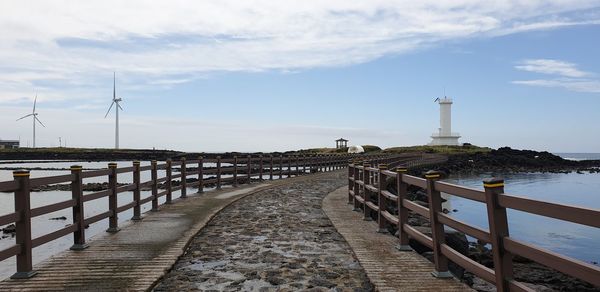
[154,171,373,291]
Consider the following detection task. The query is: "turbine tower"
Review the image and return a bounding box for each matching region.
[104,72,123,149]
[16,94,45,148]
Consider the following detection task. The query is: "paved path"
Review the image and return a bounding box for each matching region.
[0,175,313,291]
[322,186,472,292]
[154,171,373,291]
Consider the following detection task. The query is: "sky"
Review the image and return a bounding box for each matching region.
[1,1,599,152]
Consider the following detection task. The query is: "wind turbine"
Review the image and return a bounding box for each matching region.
[16,94,45,148]
[104,72,123,149]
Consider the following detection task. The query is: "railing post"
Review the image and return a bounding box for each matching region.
[395,166,412,251]
[425,170,451,278]
[348,161,354,204]
[11,169,36,279]
[180,157,187,198]
[279,155,283,179]
[259,155,264,180]
[132,161,142,220]
[303,155,307,174]
[216,156,222,189]
[484,178,513,292]
[353,161,361,211]
[233,156,238,187]
[377,164,388,233]
[107,162,120,233]
[70,165,88,251]
[198,156,204,193]
[247,155,252,184]
[295,155,299,176]
[269,155,274,180]
[166,159,173,204]
[362,162,371,221]
[287,156,291,178]
[151,160,159,211]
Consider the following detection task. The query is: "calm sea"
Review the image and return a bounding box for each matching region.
[444,154,600,266]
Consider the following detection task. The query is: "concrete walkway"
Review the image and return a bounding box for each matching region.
[0,177,309,291]
[322,186,473,292]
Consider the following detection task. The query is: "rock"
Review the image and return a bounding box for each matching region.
[2,224,16,234]
[308,276,336,288]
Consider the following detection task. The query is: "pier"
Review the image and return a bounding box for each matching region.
[0,153,598,291]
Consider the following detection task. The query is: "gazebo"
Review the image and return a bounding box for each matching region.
[335,138,348,149]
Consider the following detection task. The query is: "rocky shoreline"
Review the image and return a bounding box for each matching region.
[409,147,600,176]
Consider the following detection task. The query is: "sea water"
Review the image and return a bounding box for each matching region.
[443,154,600,265]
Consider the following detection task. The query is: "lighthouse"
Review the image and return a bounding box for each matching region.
[429,97,461,146]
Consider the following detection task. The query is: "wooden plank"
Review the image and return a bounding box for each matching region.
[382,210,399,225]
[403,224,433,248]
[30,174,73,188]
[402,175,426,188]
[440,244,496,284]
[31,199,76,218]
[0,180,18,192]
[365,201,379,212]
[381,190,398,202]
[0,244,21,262]
[435,181,485,203]
[437,213,491,243]
[498,194,600,228]
[0,212,18,226]
[32,224,78,248]
[81,169,110,179]
[116,167,135,174]
[116,201,136,214]
[365,184,378,193]
[84,211,111,226]
[116,184,136,193]
[83,190,110,202]
[402,199,430,218]
[504,237,600,287]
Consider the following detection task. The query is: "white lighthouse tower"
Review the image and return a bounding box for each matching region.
[429,97,461,146]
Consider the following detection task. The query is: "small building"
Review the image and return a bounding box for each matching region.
[429,97,461,146]
[335,138,348,149]
[0,139,20,149]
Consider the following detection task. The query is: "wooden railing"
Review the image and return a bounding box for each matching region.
[0,153,370,279]
[348,159,600,291]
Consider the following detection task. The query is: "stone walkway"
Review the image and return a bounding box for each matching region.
[322,186,472,292]
[0,179,295,291]
[154,171,373,291]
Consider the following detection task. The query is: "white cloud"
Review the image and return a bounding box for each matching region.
[512,79,600,93]
[1,1,599,103]
[515,59,589,77]
[513,59,600,93]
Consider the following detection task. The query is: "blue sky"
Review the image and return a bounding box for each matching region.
[1,1,599,152]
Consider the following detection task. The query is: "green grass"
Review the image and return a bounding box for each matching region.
[384,145,492,155]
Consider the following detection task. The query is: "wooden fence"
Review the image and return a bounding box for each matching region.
[0,153,370,279]
[348,159,600,292]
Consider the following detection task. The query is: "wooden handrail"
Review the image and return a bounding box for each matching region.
[348,159,600,291]
[0,153,356,278]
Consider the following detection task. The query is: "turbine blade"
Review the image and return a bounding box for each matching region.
[35,116,46,127]
[113,72,116,99]
[104,101,115,118]
[16,113,33,121]
[117,102,123,111]
[33,94,37,113]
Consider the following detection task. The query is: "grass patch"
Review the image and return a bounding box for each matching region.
[384,145,491,155]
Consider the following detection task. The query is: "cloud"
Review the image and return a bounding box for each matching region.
[513,59,600,93]
[515,59,588,77]
[1,1,599,104]
[512,79,600,93]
